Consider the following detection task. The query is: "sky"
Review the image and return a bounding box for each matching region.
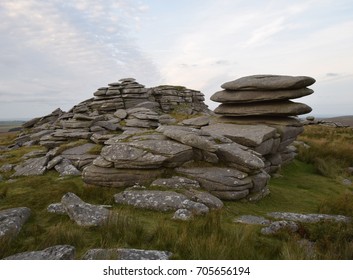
[0,0,352,120]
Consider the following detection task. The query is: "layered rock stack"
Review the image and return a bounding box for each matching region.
[210,74,316,174]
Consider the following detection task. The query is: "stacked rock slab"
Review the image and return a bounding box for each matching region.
[210,74,315,174]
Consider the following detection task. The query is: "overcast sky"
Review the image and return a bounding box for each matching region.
[1,0,352,120]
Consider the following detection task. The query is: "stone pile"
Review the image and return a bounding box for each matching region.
[210,74,316,174]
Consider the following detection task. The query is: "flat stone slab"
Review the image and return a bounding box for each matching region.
[181,116,210,127]
[216,143,265,171]
[3,245,75,260]
[184,189,224,209]
[234,215,271,225]
[162,127,217,152]
[151,176,200,189]
[214,101,312,117]
[211,88,313,103]
[267,212,352,223]
[101,138,193,169]
[12,156,49,177]
[61,192,110,226]
[202,123,276,147]
[114,190,209,214]
[176,167,252,192]
[82,165,164,188]
[0,207,31,238]
[221,75,316,90]
[61,143,97,156]
[82,248,172,260]
[261,221,299,235]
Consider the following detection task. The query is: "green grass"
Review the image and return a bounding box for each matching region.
[1,125,353,259]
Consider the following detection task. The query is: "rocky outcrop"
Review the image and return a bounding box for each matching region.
[2,75,314,204]
[0,207,31,239]
[3,245,75,260]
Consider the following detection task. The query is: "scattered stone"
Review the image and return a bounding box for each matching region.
[306,116,315,121]
[234,215,270,225]
[342,179,352,186]
[347,167,353,175]
[173,209,193,221]
[151,176,200,189]
[82,248,172,260]
[114,190,209,214]
[3,245,75,260]
[267,212,351,223]
[61,192,110,226]
[47,203,66,215]
[261,220,299,235]
[0,207,31,238]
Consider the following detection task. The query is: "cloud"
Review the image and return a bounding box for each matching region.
[0,0,159,119]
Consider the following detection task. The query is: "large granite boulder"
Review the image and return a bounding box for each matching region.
[221,75,315,90]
